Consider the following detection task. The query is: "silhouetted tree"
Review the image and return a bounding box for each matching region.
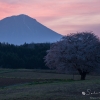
[0,42,50,69]
[44,32,100,80]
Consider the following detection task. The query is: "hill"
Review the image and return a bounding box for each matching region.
[0,14,62,45]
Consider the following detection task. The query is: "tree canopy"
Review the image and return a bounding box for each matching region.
[0,42,50,69]
[44,32,100,80]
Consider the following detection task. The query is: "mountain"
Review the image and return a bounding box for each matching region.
[0,14,62,45]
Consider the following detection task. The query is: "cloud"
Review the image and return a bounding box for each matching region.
[0,0,20,5]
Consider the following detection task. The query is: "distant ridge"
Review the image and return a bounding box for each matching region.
[0,14,62,45]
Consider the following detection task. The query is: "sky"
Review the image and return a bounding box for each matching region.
[0,0,100,36]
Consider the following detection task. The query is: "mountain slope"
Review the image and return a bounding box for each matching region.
[0,14,62,45]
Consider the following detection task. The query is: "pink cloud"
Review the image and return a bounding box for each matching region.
[52,24,100,37]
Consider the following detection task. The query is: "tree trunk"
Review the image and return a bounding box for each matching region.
[80,72,87,80]
[77,68,87,80]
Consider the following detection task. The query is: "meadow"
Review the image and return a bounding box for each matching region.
[0,69,100,100]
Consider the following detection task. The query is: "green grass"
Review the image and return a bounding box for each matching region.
[0,69,100,100]
[0,79,100,100]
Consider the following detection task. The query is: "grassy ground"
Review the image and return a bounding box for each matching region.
[0,69,100,100]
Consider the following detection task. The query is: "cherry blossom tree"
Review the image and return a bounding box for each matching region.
[44,32,100,80]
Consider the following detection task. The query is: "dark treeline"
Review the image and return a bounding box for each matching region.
[0,42,50,69]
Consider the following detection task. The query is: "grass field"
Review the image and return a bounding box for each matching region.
[0,69,100,100]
